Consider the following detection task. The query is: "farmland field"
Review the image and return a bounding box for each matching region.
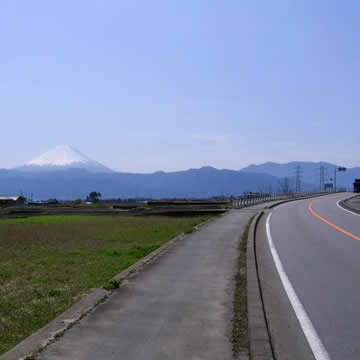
[0,214,211,355]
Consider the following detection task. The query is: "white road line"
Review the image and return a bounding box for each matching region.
[266,213,331,360]
[336,199,360,217]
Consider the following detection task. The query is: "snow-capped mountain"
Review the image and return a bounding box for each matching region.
[18,145,113,173]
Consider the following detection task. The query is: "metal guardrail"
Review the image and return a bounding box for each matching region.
[232,192,327,208]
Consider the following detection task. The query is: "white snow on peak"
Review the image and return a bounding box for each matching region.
[22,145,113,173]
[27,145,92,166]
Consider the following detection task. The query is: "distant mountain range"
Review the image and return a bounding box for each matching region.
[0,146,358,199]
[0,167,281,200]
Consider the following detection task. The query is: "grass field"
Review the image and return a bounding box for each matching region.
[0,214,210,355]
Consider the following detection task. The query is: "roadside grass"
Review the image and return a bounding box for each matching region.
[232,216,254,356]
[0,215,210,355]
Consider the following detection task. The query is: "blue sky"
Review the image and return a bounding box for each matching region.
[1,1,359,172]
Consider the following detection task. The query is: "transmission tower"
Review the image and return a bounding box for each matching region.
[320,166,325,191]
[325,168,329,183]
[294,165,303,193]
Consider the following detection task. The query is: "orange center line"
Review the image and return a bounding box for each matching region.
[308,201,360,241]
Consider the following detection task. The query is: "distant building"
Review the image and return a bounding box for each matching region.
[0,195,26,206]
[354,179,360,193]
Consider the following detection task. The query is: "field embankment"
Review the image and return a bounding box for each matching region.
[0,214,211,355]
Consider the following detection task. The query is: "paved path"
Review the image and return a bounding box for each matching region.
[38,206,266,360]
[257,193,359,360]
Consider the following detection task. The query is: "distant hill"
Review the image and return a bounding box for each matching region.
[0,167,281,200]
[241,161,359,190]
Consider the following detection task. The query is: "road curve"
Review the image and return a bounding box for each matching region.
[263,193,360,360]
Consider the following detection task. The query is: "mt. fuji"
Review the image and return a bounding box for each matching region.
[18,145,113,173]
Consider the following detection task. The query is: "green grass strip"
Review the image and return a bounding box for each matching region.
[232,216,254,356]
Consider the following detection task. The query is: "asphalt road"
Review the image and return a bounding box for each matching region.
[37,206,269,360]
[261,193,360,360]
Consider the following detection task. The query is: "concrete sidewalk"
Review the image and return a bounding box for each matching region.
[37,206,266,360]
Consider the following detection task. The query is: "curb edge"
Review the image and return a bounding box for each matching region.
[339,194,360,215]
[247,211,274,360]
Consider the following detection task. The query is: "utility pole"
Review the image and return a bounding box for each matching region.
[295,165,303,194]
